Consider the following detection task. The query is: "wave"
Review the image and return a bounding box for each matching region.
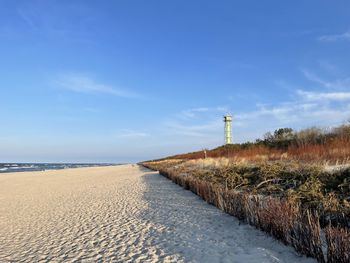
[0,163,117,173]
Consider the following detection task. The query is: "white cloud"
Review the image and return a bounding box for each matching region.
[319,31,350,42]
[165,120,222,137]
[179,106,228,119]
[297,90,350,101]
[302,69,333,88]
[234,102,321,125]
[116,130,150,138]
[54,73,140,98]
[169,106,230,138]
[236,90,349,126]
[162,64,350,146]
[235,89,350,123]
[302,69,350,89]
[180,107,209,118]
[160,106,228,148]
[161,89,350,146]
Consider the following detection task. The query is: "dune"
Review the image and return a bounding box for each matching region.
[0,164,315,262]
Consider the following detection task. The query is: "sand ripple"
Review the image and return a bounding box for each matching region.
[0,165,315,262]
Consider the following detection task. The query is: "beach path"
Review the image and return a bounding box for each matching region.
[0,164,315,263]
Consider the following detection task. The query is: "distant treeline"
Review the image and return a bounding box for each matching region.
[169,124,350,163]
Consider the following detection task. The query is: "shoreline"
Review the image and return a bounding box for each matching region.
[0,163,125,174]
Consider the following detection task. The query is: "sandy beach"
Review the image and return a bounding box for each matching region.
[0,164,315,262]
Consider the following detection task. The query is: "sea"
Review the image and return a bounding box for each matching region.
[0,163,118,173]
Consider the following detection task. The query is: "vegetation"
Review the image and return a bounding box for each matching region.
[141,123,350,262]
[167,124,350,164]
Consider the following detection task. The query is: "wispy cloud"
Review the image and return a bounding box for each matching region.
[14,3,96,44]
[179,106,228,119]
[162,106,228,145]
[302,69,334,88]
[17,8,38,31]
[163,62,350,145]
[318,30,350,42]
[54,73,140,98]
[297,90,350,101]
[165,120,222,137]
[302,69,350,89]
[115,130,150,138]
[160,87,350,146]
[234,89,350,129]
[234,102,320,127]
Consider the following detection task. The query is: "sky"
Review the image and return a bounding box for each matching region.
[1,0,350,163]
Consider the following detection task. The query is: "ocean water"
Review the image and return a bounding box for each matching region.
[0,163,118,173]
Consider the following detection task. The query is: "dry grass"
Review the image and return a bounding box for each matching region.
[171,139,350,165]
[141,124,350,262]
[144,164,326,262]
[142,158,350,262]
[166,125,350,165]
[325,226,350,263]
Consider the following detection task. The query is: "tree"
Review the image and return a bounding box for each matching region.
[274,128,294,140]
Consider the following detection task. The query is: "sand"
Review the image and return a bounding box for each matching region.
[0,164,316,263]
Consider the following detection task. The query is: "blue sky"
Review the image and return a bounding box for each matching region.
[1,0,350,162]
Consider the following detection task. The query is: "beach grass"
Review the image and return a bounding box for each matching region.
[141,124,350,262]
